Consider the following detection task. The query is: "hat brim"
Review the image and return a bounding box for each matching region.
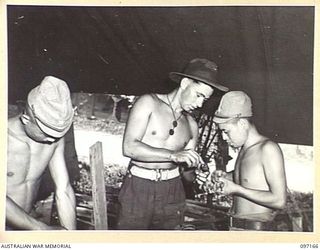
[169,72,229,92]
[213,115,252,124]
[212,116,235,124]
[35,118,72,138]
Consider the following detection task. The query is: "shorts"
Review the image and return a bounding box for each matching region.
[117,172,186,230]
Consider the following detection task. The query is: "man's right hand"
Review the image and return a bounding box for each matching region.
[211,170,227,182]
[170,149,204,168]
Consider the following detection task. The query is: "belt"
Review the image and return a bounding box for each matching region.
[230,217,275,231]
[130,165,180,181]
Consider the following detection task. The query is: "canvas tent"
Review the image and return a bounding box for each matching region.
[7,5,314,146]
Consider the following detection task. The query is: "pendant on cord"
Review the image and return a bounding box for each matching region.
[166,94,182,136]
[169,120,178,135]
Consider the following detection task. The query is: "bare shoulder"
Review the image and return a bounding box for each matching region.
[131,93,158,112]
[261,139,283,157]
[185,113,198,133]
[134,93,158,106]
[7,118,28,146]
[185,113,197,125]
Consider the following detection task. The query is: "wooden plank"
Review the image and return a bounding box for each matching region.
[77,218,95,227]
[89,142,108,230]
[186,203,211,215]
[292,215,303,232]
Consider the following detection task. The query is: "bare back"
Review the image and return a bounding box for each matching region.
[232,139,277,221]
[7,117,60,213]
[129,94,197,169]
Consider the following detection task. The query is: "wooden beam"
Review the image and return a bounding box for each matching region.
[292,215,303,232]
[89,142,108,230]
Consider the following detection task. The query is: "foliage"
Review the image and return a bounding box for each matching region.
[73,114,125,135]
[282,190,313,231]
[73,162,126,195]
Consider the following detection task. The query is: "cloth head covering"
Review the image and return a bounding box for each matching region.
[27,76,74,137]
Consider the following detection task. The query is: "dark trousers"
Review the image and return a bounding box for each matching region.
[117,174,186,230]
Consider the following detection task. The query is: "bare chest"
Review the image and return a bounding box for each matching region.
[7,137,56,185]
[143,110,193,150]
[234,149,268,188]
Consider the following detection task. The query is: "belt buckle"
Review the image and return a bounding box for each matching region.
[155,169,162,181]
[155,169,170,181]
[155,169,171,181]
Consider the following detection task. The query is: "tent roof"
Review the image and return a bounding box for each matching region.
[7,5,314,145]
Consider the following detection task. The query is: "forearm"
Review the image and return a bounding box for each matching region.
[55,185,77,230]
[235,185,286,210]
[6,196,50,230]
[123,140,173,162]
[226,171,233,181]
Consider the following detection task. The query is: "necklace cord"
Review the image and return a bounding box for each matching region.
[166,94,183,135]
[241,138,270,154]
[167,94,177,121]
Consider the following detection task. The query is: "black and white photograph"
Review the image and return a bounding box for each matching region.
[2,1,317,243]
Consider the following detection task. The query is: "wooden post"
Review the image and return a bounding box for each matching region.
[292,215,303,232]
[88,93,97,120]
[89,142,108,230]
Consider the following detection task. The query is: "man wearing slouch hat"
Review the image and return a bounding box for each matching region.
[117,58,228,230]
[6,76,76,230]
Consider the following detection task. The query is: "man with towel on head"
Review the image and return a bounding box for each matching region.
[117,58,229,230]
[211,91,287,231]
[6,76,76,230]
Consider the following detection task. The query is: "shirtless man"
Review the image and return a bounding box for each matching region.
[6,76,76,230]
[117,58,229,230]
[211,91,287,231]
